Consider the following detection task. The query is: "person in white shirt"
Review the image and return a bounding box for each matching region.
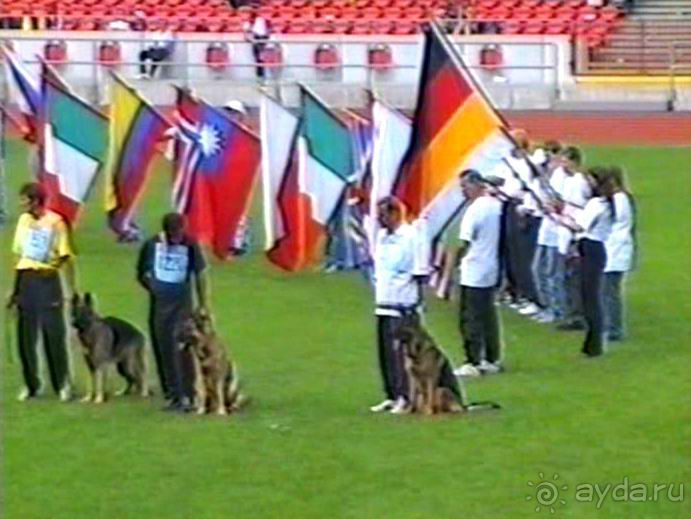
[496,133,538,312]
[603,166,635,341]
[453,170,504,378]
[554,146,592,331]
[244,15,270,80]
[370,197,428,414]
[555,170,614,357]
[531,141,567,323]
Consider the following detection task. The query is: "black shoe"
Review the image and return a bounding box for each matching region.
[163,400,190,413]
[556,320,585,331]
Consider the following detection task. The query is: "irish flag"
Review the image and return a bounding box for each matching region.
[262,87,356,271]
[42,78,108,224]
[396,23,514,246]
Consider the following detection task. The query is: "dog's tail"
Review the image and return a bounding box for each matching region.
[464,401,502,412]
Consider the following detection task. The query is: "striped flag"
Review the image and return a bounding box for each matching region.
[396,23,514,252]
[104,73,170,240]
[42,78,109,224]
[0,45,40,141]
[0,45,70,143]
[368,99,412,251]
[262,87,356,271]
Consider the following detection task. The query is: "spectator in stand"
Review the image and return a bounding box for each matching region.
[244,15,270,80]
[138,25,175,79]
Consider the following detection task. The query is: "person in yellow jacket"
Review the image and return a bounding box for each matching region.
[7,182,77,402]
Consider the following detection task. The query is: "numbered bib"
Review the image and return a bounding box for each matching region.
[154,243,189,284]
[23,227,54,263]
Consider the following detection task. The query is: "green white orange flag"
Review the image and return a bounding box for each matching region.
[395,22,514,244]
[262,86,356,271]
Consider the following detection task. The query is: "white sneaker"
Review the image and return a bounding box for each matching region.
[59,385,73,402]
[519,302,541,316]
[370,399,395,413]
[479,360,502,375]
[17,387,33,402]
[508,301,524,310]
[534,311,556,323]
[454,363,482,378]
[389,397,410,415]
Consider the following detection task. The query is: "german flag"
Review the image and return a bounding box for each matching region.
[395,23,513,242]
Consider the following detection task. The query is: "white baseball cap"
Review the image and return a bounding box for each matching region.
[224,100,247,115]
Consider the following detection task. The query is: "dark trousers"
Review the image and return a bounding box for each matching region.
[139,47,170,77]
[503,203,521,299]
[149,295,195,401]
[252,38,268,79]
[376,312,418,401]
[579,239,607,356]
[459,286,501,365]
[15,271,69,394]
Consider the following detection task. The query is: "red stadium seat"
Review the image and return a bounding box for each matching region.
[44,40,68,65]
[368,44,393,69]
[314,44,340,70]
[206,42,229,70]
[258,43,283,70]
[98,40,121,67]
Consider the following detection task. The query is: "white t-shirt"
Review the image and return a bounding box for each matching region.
[536,166,568,247]
[576,197,613,243]
[494,155,531,200]
[605,192,634,272]
[458,195,502,288]
[373,223,427,314]
[557,171,592,255]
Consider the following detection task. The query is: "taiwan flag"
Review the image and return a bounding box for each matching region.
[173,88,261,259]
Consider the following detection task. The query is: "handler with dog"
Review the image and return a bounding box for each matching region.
[137,213,209,412]
[369,196,429,415]
[7,182,77,402]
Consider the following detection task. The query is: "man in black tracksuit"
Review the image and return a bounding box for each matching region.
[137,213,208,412]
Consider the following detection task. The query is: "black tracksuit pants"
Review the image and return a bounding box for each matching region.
[376,312,419,401]
[579,238,607,356]
[149,294,196,402]
[460,286,501,365]
[15,270,69,395]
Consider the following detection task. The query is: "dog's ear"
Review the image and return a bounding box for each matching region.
[84,293,94,309]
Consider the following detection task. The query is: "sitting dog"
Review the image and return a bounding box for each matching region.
[71,293,148,403]
[394,322,500,415]
[175,310,246,416]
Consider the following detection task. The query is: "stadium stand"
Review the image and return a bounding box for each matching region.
[1,0,689,75]
[585,0,691,74]
[0,0,621,38]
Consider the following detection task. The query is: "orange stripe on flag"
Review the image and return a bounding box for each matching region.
[405,94,499,211]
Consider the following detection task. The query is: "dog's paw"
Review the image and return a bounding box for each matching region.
[80,394,93,403]
[93,395,105,404]
[196,406,206,415]
[216,407,228,416]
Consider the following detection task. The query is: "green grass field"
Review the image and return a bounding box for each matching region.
[1,140,690,518]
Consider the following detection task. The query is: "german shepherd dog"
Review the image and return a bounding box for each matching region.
[394,322,501,415]
[175,310,246,416]
[71,293,149,403]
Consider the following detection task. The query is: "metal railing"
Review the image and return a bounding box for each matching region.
[0,34,562,109]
